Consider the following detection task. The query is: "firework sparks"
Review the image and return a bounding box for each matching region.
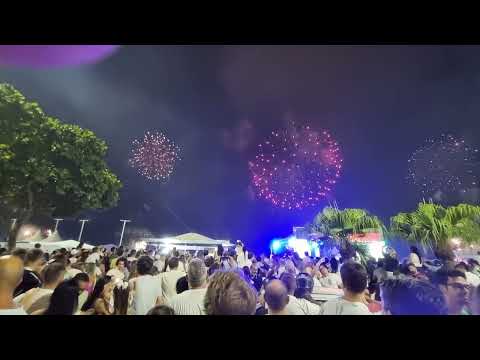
[248,124,343,210]
[129,131,181,181]
[407,134,479,196]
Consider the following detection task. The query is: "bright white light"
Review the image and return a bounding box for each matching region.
[271,240,282,252]
[135,241,147,251]
[24,230,32,237]
[367,241,385,260]
[289,238,310,258]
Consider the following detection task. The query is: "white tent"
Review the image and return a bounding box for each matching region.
[143,232,233,251]
[14,240,93,252]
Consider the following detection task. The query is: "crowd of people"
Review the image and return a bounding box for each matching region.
[0,241,479,315]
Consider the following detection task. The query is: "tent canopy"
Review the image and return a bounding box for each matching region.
[143,232,233,248]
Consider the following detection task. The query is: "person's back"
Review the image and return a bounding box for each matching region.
[321,261,371,315]
[132,256,162,315]
[265,280,289,315]
[0,255,28,315]
[160,257,185,302]
[15,262,65,314]
[167,258,208,315]
[14,248,44,297]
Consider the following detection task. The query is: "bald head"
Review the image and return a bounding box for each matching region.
[265,279,289,313]
[0,256,24,291]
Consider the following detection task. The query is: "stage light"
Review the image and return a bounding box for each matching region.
[135,241,147,251]
[272,240,282,252]
[367,241,385,260]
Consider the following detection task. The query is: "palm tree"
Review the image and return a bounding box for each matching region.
[310,206,386,264]
[390,201,480,253]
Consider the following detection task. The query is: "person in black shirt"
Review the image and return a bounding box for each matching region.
[14,248,44,297]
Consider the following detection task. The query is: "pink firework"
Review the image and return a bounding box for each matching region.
[129,131,181,181]
[248,125,343,210]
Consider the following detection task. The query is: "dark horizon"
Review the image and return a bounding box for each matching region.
[2,45,480,253]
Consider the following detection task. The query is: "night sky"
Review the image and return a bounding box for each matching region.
[2,45,480,252]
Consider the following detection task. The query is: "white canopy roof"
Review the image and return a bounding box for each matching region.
[143,232,233,248]
[14,240,93,252]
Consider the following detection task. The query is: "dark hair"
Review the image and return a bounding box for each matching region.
[116,257,126,267]
[208,263,220,277]
[203,249,209,257]
[294,273,314,299]
[432,269,467,287]
[81,277,111,311]
[25,248,44,265]
[455,262,469,272]
[330,257,339,273]
[279,272,296,295]
[168,257,179,270]
[377,259,385,268]
[11,248,27,261]
[204,271,257,315]
[380,278,447,315]
[67,272,90,290]
[137,256,154,275]
[42,262,66,285]
[113,286,130,315]
[217,245,224,257]
[147,305,175,315]
[44,282,79,315]
[205,256,215,268]
[340,261,368,294]
[176,276,189,294]
[410,246,423,264]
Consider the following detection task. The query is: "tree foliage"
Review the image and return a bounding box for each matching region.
[0,83,122,247]
[390,201,480,251]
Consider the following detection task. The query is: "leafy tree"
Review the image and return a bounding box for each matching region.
[0,83,122,249]
[390,201,480,252]
[310,206,385,264]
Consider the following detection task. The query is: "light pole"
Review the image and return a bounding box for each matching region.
[53,218,64,232]
[119,220,131,247]
[78,219,89,244]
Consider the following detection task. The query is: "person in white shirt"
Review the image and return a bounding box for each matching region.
[160,257,186,302]
[131,256,163,315]
[86,247,101,265]
[166,258,208,315]
[455,262,480,287]
[408,246,423,268]
[279,272,321,315]
[14,262,65,314]
[0,255,28,315]
[107,257,128,281]
[321,261,371,315]
[264,280,290,315]
[315,263,342,289]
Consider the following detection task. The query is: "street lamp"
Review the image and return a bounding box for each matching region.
[78,219,89,244]
[119,220,131,247]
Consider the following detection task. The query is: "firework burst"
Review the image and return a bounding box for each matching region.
[248,124,343,210]
[129,131,181,181]
[407,134,479,196]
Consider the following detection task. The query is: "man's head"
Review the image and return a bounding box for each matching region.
[116,258,126,271]
[265,280,289,315]
[42,263,66,288]
[380,278,447,315]
[340,261,368,295]
[204,256,215,268]
[279,272,296,295]
[205,271,257,315]
[25,248,45,272]
[147,305,175,315]
[137,256,154,276]
[72,273,90,291]
[433,269,470,314]
[168,257,179,270]
[11,248,27,262]
[187,258,207,289]
[0,255,24,296]
[319,263,329,277]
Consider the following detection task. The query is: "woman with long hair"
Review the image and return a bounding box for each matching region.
[81,276,113,314]
[42,282,79,315]
[113,281,130,315]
